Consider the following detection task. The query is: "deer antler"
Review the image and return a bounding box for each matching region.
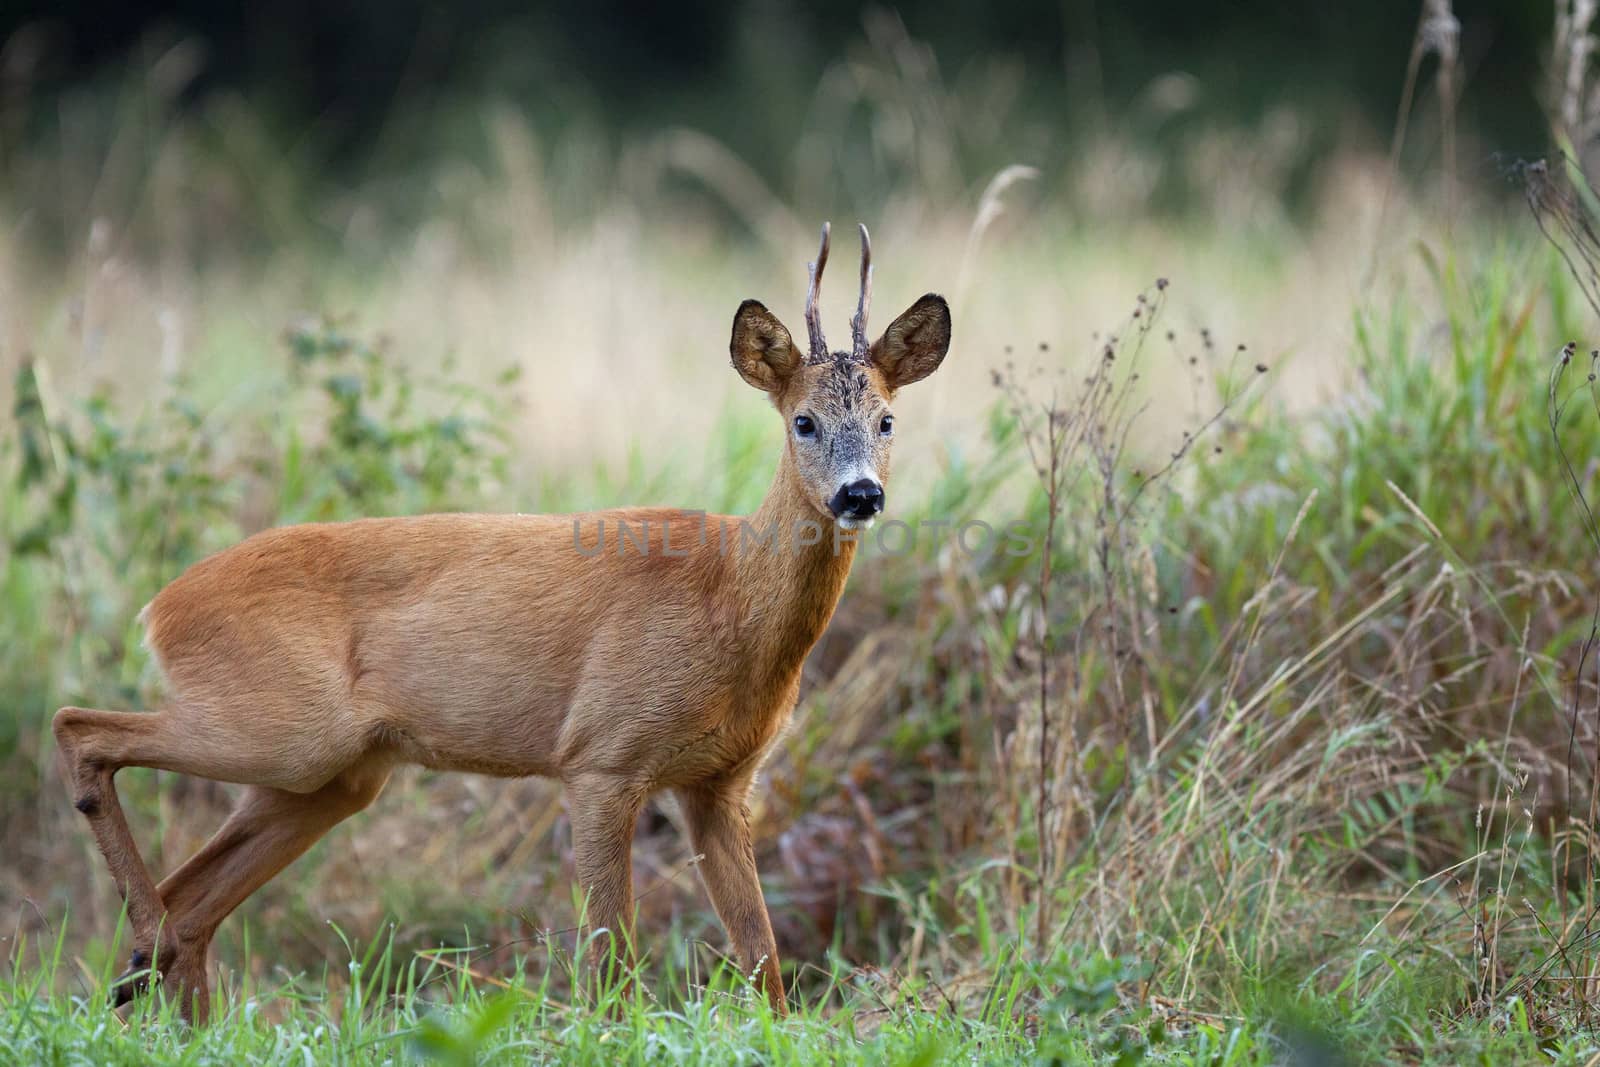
[804,222,832,362]
[850,223,872,362]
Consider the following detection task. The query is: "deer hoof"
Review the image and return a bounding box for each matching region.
[108,949,154,1007]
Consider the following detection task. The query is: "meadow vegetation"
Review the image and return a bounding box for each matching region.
[7,11,1600,1065]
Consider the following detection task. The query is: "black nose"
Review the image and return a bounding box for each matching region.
[830,478,884,519]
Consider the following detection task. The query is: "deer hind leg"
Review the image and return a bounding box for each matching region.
[52,708,179,988]
[676,781,786,1014]
[52,704,378,1022]
[145,764,390,1023]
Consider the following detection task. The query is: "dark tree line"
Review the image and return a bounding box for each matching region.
[0,2,1555,177]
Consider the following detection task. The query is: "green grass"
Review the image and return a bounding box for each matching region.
[3,919,1098,1065]
[5,886,1598,1065]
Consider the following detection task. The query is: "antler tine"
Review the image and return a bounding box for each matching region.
[804,221,831,362]
[850,223,873,362]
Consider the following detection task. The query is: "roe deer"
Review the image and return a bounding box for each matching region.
[52,222,952,1022]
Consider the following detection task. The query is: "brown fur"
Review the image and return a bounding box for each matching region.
[52,239,952,1023]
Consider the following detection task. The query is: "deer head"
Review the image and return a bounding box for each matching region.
[729,223,952,528]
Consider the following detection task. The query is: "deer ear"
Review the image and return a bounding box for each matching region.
[730,300,800,393]
[871,294,951,391]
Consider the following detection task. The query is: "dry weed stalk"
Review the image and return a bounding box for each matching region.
[1371,0,1460,274]
[1511,339,1600,1025]
[970,257,1600,1029]
[992,280,1266,960]
[1527,159,1600,324]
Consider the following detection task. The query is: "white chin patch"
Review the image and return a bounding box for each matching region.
[837,515,876,530]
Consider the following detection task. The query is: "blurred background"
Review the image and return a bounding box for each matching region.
[0,0,1536,464]
[9,1,1600,1054]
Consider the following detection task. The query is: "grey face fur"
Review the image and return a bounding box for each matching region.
[786,352,896,526]
[728,226,952,526]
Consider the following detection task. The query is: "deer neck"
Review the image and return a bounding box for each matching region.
[733,450,859,678]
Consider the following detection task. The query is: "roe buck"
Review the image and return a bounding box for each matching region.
[52,222,952,1022]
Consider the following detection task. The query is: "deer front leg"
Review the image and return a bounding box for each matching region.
[565,774,646,1000]
[677,782,786,1015]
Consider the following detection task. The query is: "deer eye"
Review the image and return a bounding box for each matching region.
[794,414,817,437]
[879,414,894,436]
